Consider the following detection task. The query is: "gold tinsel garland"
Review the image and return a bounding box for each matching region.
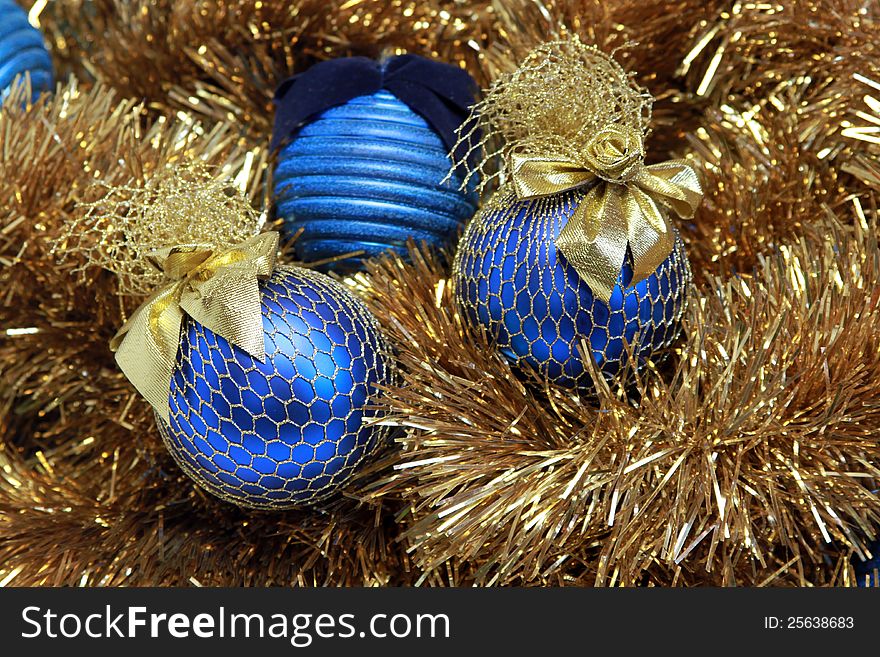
[0,80,404,586]
[354,209,880,587]
[1,0,879,586]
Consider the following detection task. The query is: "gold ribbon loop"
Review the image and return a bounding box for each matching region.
[511,155,595,199]
[110,232,279,421]
[509,128,702,302]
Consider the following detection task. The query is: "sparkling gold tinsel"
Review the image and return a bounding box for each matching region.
[358,210,880,586]
[3,0,880,586]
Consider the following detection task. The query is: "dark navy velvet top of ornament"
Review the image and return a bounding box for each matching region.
[0,0,54,99]
[272,54,478,164]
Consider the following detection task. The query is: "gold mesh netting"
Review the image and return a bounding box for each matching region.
[60,160,262,297]
[4,0,880,586]
[160,263,395,510]
[452,38,653,197]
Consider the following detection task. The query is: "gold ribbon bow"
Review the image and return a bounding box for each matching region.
[110,232,279,421]
[510,125,702,301]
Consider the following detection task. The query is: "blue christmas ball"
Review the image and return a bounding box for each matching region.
[0,0,54,100]
[274,90,477,270]
[453,190,691,386]
[853,539,880,587]
[158,266,394,509]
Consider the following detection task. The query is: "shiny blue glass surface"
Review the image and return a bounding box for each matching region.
[274,90,477,270]
[162,266,393,509]
[453,191,691,386]
[0,0,53,100]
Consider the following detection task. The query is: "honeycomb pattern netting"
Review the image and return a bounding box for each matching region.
[0,0,54,98]
[159,265,394,509]
[452,189,692,386]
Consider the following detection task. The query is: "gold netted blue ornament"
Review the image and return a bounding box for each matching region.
[454,190,691,384]
[72,165,394,509]
[449,40,702,386]
[158,265,393,508]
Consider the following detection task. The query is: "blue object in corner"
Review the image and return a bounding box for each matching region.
[853,538,880,587]
[0,0,54,100]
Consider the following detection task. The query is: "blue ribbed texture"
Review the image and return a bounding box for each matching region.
[274,90,477,270]
[0,0,53,100]
[160,267,393,509]
[453,191,691,386]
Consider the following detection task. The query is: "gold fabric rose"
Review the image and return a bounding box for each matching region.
[582,125,644,183]
[509,125,703,301]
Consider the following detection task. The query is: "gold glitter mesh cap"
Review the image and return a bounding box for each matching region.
[61,160,261,297]
[452,38,653,196]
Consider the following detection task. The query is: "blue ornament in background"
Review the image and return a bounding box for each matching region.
[272,55,479,271]
[159,266,394,509]
[852,530,880,587]
[0,0,54,100]
[274,91,477,267]
[452,191,691,386]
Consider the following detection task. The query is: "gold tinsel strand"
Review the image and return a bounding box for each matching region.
[679,0,880,192]
[3,0,880,586]
[0,80,406,586]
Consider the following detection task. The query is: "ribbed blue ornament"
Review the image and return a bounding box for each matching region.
[158,266,394,509]
[853,541,880,587]
[453,190,691,386]
[0,0,53,100]
[274,90,477,270]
